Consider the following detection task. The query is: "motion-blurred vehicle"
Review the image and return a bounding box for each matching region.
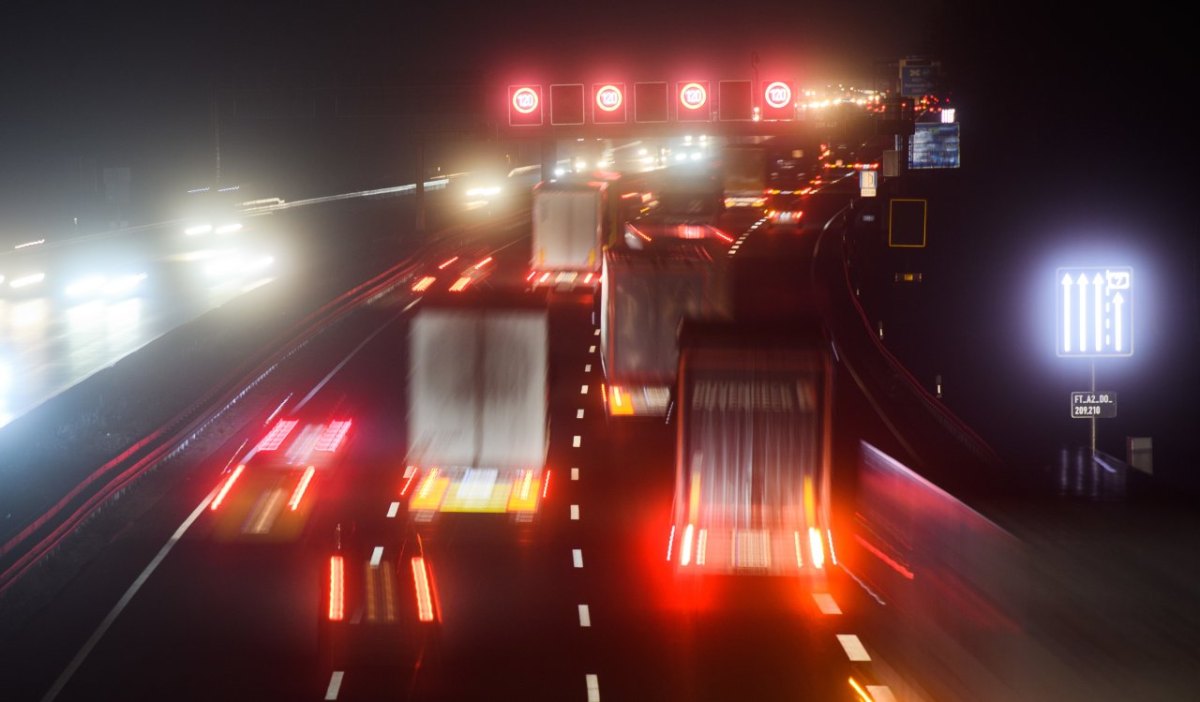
[406,291,549,521]
[208,416,352,540]
[530,179,607,290]
[600,243,729,417]
[668,319,835,577]
[721,143,767,209]
[763,189,808,233]
[0,237,49,297]
[624,172,732,249]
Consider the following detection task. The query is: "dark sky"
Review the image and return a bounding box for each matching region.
[0,2,1189,224]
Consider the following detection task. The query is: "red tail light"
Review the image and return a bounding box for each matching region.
[256,419,298,452]
[411,557,435,622]
[328,555,345,621]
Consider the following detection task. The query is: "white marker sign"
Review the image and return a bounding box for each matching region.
[1056,266,1132,357]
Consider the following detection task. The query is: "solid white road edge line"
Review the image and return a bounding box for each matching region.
[40,488,218,702]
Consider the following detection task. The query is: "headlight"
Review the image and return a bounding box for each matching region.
[9,272,45,289]
[215,223,243,235]
[185,224,213,236]
[465,186,502,197]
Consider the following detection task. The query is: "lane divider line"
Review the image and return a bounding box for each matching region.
[387,502,400,518]
[812,592,842,615]
[580,385,589,395]
[576,409,585,419]
[836,634,871,661]
[572,435,582,448]
[570,505,580,520]
[39,487,218,702]
[584,364,592,372]
[572,549,584,568]
[370,546,384,568]
[588,345,596,353]
[324,671,344,700]
[571,468,579,481]
[578,604,591,627]
[586,674,600,701]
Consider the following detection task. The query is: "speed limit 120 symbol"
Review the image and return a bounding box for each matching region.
[596,85,622,112]
[764,81,792,109]
[512,87,539,114]
[680,82,707,110]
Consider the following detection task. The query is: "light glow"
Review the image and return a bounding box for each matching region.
[595,84,623,112]
[809,527,825,569]
[256,419,298,452]
[679,82,707,110]
[437,256,459,270]
[411,556,436,622]
[680,523,695,567]
[184,224,212,236]
[288,466,316,511]
[215,223,243,234]
[13,239,45,250]
[412,276,436,292]
[9,273,45,289]
[448,276,471,292]
[328,555,345,621]
[210,464,245,510]
[764,81,792,109]
[314,420,352,452]
[512,87,539,114]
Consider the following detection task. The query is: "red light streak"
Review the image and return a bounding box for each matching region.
[288,466,316,511]
[256,419,298,452]
[328,555,345,621]
[400,467,419,496]
[210,464,245,510]
[437,256,459,270]
[472,256,493,270]
[412,276,436,292]
[314,420,352,452]
[411,557,436,622]
[855,534,915,580]
[449,276,471,292]
[542,470,551,499]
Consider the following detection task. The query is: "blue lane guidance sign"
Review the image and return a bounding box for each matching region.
[1071,391,1118,419]
[1056,266,1133,358]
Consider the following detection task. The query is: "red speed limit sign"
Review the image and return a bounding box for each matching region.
[761,80,794,120]
[592,83,626,123]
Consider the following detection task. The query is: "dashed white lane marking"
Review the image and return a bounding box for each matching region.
[386,502,400,518]
[570,505,580,520]
[39,487,219,702]
[585,674,601,701]
[324,671,345,700]
[571,467,579,481]
[369,546,384,568]
[580,384,589,395]
[572,549,584,568]
[836,634,871,661]
[589,345,596,353]
[867,685,897,702]
[576,409,585,419]
[578,604,591,627]
[585,363,592,372]
[813,592,842,615]
[593,329,600,336]
[572,435,582,447]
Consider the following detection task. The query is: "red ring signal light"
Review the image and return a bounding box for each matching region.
[764,81,792,109]
[512,87,539,114]
[679,82,708,110]
[596,84,623,112]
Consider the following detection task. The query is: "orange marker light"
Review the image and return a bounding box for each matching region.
[412,557,436,622]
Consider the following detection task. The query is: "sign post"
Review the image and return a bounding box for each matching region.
[1056,266,1133,455]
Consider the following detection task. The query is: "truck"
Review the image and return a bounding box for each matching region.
[406,291,549,521]
[600,243,729,417]
[531,180,607,289]
[667,319,835,576]
[721,144,768,209]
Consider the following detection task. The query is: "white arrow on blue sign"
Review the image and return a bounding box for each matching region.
[1056,266,1133,358]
